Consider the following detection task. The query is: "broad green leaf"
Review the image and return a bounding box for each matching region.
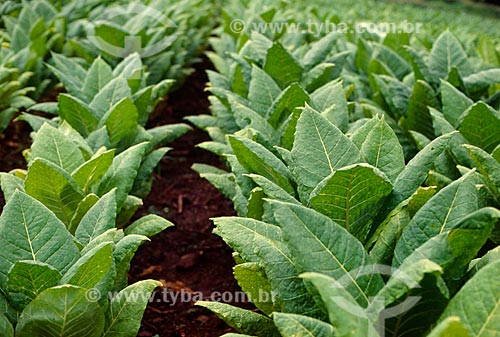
[197,301,280,337]
[440,80,473,127]
[99,97,139,147]
[394,173,479,264]
[124,214,173,237]
[427,317,471,337]
[61,242,113,289]
[6,261,61,309]
[302,31,338,70]
[15,285,105,337]
[46,53,87,100]
[25,159,84,226]
[458,102,500,153]
[264,42,303,89]
[76,189,117,246]
[382,132,454,215]
[246,174,298,203]
[267,83,310,129]
[302,272,379,337]
[0,172,25,202]
[82,57,113,100]
[72,149,115,193]
[113,234,149,290]
[274,312,335,337]
[407,80,438,140]
[358,116,405,183]
[429,30,471,79]
[234,262,276,315]
[98,142,148,210]
[291,105,362,199]
[90,77,131,119]
[398,207,500,280]
[0,312,13,337]
[0,191,80,287]
[248,65,281,116]
[69,194,99,234]
[309,164,392,243]
[463,69,500,93]
[439,259,500,337]
[270,201,384,307]
[131,147,169,199]
[229,135,294,194]
[465,145,500,198]
[212,217,320,317]
[31,123,85,173]
[310,81,348,132]
[58,94,99,137]
[102,280,161,337]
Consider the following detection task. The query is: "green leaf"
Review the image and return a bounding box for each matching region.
[0,172,25,202]
[310,81,348,132]
[291,105,362,199]
[99,97,139,147]
[58,94,99,137]
[302,272,379,337]
[382,132,454,215]
[394,173,479,264]
[98,142,148,210]
[310,164,392,243]
[267,83,310,129]
[61,242,113,289]
[131,147,169,199]
[274,312,335,337]
[212,217,320,317]
[429,30,471,79]
[0,312,13,337]
[75,190,117,246]
[197,301,281,337]
[90,77,131,119]
[357,116,405,183]
[427,317,472,337]
[25,159,84,226]
[407,80,438,140]
[6,261,61,310]
[234,262,276,315]
[72,149,115,193]
[440,80,473,127]
[270,201,384,307]
[31,123,85,173]
[0,191,80,287]
[439,259,500,337]
[458,102,500,153]
[302,31,338,70]
[102,280,161,337]
[248,65,281,116]
[264,42,303,89]
[229,135,294,194]
[398,207,500,280]
[113,235,149,290]
[69,194,99,235]
[15,285,105,337]
[125,214,173,238]
[82,57,113,100]
[46,53,87,100]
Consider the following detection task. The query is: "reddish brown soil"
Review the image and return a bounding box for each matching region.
[128,60,250,337]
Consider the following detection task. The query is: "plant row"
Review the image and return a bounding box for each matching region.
[188,2,500,336]
[0,0,217,335]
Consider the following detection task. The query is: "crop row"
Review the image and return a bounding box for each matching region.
[187,1,500,336]
[0,0,215,336]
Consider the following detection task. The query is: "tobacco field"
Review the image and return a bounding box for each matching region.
[0,0,500,336]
